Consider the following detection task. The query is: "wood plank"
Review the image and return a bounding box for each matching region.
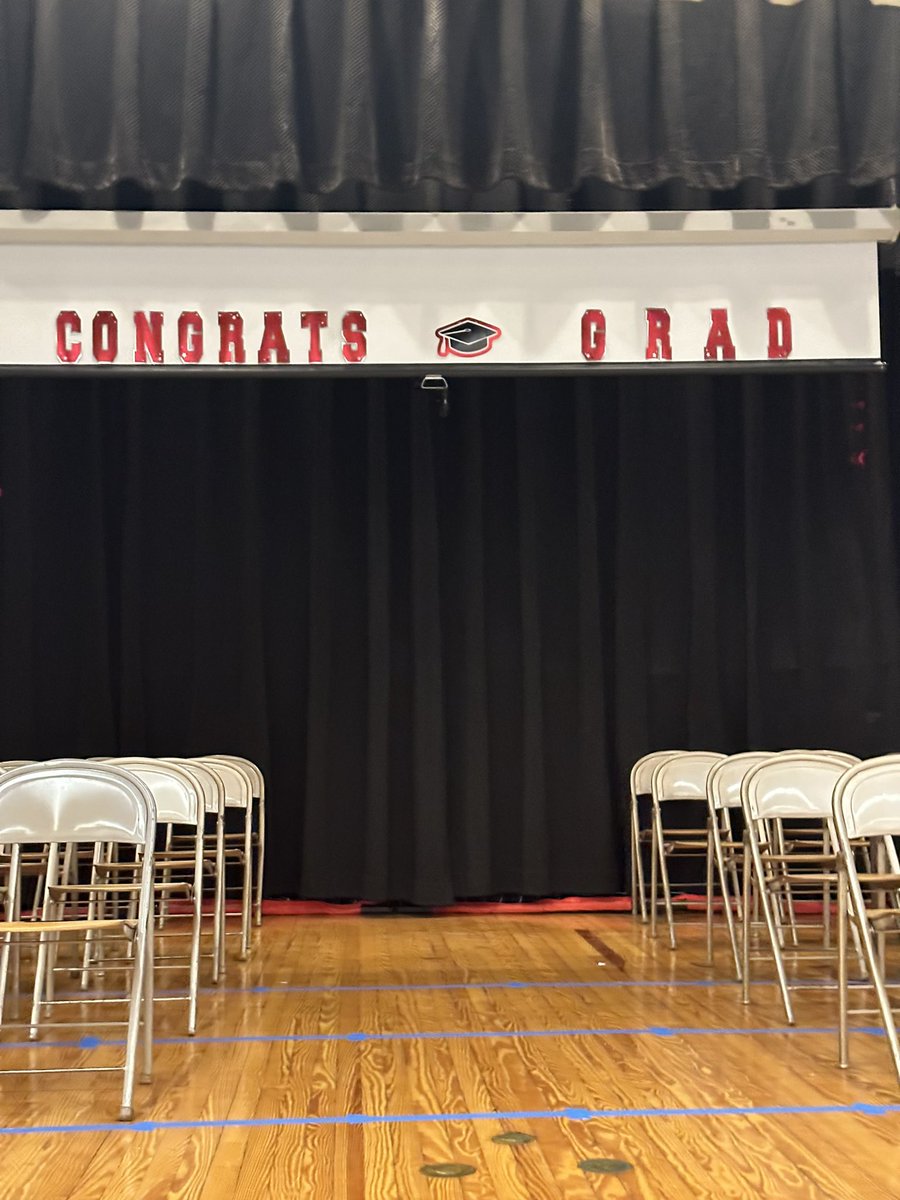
[0,913,897,1196]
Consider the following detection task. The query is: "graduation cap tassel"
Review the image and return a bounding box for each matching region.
[420,373,449,418]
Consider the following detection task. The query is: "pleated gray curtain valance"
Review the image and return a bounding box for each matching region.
[0,0,897,201]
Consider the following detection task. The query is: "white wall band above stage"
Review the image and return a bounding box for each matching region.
[0,210,891,368]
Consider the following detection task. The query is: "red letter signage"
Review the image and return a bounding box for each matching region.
[218,312,246,364]
[178,312,204,363]
[301,311,328,364]
[581,310,607,361]
[56,311,82,363]
[767,307,793,359]
[341,311,367,363]
[134,311,164,364]
[704,308,736,360]
[258,312,291,364]
[92,311,119,363]
[645,308,672,360]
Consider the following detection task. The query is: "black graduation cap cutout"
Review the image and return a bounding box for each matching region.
[435,317,502,358]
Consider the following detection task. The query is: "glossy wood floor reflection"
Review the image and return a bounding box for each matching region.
[0,912,898,1198]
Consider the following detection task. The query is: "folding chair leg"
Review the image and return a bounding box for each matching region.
[631,798,647,922]
[41,843,61,1009]
[254,798,265,928]
[650,820,659,939]
[847,872,900,1084]
[187,870,203,1037]
[0,847,20,1027]
[774,821,799,948]
[705,823,715,965]
[712,819,742,980]
[80,888,101,990]
[741,840,752,1005]
[29,924,52,1042]
[9,885,21,1015]
[749,827,795,1024]
[239,809,252,961]
[653,805,677,951]
[630,809,638,917]
[0,929,13,1028]
[214,816,226,981]
[29,878,60,1039]
[822,827,832,950]
[140,922,154,1085]
[119,912,149,1121]
[838,868,849,1069]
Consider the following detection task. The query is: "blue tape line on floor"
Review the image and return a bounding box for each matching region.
[1,1101,899,1137]
[2,1024,884,1052]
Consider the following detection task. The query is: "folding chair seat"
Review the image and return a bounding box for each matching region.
[833,756,900,1083]
[629,751,684,922]
[740,751,859,1023]
[650,751,726,950]
[208,755,265,928]
[0,760,156,1121]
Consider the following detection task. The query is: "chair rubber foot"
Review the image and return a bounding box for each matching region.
[139,1073,152,1085]
[118,1107,134,1122]
[237,951,249,962]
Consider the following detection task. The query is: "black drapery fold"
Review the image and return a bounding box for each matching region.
[2,372,899,903]
[0,0,898,203]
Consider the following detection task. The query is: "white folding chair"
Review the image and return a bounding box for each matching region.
[195,757,254,961]
[208,755,265,928]
[629,751,684,922]
[740,751,858,1023]
[833,756,900,1083]
[92,758,206,1035]
[163,758,227,982]
[706,752,773,978]
[0,760,156,1121]
[650,752,726,950]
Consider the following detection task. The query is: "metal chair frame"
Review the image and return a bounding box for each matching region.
[833,756,900,1083]
[0,761,156,1121]
[208,754,265,928]
[629,751,684,922]
[706,753,774,979]
[739,751,859,1024]
[650,752,727,950]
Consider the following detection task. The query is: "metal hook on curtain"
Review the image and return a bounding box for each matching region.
[420,374,449,417]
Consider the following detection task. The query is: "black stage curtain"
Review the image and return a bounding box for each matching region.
[0,0,898,204]
[2,370,899,903]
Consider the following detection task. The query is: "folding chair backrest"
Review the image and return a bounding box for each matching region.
[834,756,900,841]
[197,758,252,809]
[163,758,225,818]
[743,752,853,822]
[105,757,201,828]
[785,750,859,767]
[209,755,264,801]
[0,760,154,848]
[630,751,684,798]
[652,752,726,804]
[708,753,772,810]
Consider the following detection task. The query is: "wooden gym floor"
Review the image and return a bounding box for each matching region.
[0,912,898,1198]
